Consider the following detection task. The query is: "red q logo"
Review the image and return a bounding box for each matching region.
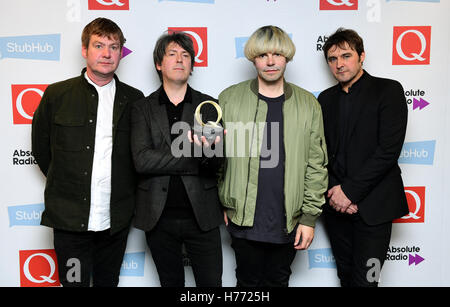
[19,249,60,287]
[11,84,48,125]
[168,27,208,67]
[319,0,358,10]
[88,0,129,10]
[393,186,425,224]
[393,26,431,65]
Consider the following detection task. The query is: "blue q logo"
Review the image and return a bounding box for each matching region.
[0,34,60,61]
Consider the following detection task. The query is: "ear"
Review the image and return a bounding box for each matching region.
[81,45,88,59]
[359,51,366,64]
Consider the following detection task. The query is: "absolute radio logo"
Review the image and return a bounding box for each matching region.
[168,27,208,67]
[404,88,430,111]
[11,84,47,124]
[88,0,129,10]
[19,249,60,287]
[386,245,424,266]
[320,0,358,10]
[393,186,425,223]
[393,26,431,65]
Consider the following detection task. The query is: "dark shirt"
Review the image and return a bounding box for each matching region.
[159,86,195,220]
[228,93,296,244]
[335,71,366,180]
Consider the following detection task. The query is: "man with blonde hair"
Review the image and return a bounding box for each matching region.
[218,25,328,286]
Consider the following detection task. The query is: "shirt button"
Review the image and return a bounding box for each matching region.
[86,145,90,150]
[81,223,85,228]
[89,119,93,124]
[84,171,88,176]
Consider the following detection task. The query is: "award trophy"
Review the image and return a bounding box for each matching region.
[193,100,223,144]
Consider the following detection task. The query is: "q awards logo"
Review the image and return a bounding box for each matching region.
[88,0,129,10]
[393,26,431,65]
[393,187,425,223]
[319,0,358,10]
[168,27,208,67]
[11,84,48,124]
[19,249,60,287]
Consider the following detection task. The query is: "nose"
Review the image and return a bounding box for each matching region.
[102,47,111,58]
[266,54,274,66]
[336,57,344,69]
[176,52,183,62]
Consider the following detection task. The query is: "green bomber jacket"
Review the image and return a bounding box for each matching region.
[218,79,328,232]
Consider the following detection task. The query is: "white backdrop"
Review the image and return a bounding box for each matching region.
[1,0,449,287]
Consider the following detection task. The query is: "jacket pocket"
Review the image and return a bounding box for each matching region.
[54,113,85,151]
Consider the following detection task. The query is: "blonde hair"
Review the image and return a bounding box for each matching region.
[244,25,296,62]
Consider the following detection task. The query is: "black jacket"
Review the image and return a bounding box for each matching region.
[32,69,144,234]
[318,71,409,225]
[131,86,224,232]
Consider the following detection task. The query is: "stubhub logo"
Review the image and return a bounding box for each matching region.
[398,140,435,165]
[308,248,336,269]
[120,252,145,276]
[8,203,44,227]
[0,34,60,61]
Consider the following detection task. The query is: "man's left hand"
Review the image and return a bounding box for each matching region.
[294,225,314,250]
[328,185,352,213]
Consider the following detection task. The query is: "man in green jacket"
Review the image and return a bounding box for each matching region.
[218,25,328,287]
[31,18,143,287]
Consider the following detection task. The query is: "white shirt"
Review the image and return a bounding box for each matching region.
[85,73,115,231]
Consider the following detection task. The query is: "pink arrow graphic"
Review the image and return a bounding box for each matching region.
[413,98,430,110]
[121,46,132,58]
[409,254,425,266]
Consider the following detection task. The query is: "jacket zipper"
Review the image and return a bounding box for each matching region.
[241,97,260,226]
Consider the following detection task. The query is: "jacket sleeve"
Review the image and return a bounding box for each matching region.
[31,88,52,176]
[341,80,407,204]
[300,99,329,227]
[130,99,198,176]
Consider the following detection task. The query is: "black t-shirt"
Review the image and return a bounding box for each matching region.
[228,93,296,244]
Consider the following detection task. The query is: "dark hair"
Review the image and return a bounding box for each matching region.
[81,17,126,49]
[323,28,364,60]
[153,32,195,81]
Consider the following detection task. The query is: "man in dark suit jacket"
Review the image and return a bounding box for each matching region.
[32,18,144,287]
[318,28,409,287]
[130,32,224,287]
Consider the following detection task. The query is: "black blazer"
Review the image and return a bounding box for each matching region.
[318,71,409,225]
[130,86,224,232]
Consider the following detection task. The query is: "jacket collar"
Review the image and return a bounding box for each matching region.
[250,78,293,100]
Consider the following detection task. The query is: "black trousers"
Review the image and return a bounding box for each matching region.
[146,217,222,287]
[322,208,392,287]
[230,236,297,287]
[53,227,129,287]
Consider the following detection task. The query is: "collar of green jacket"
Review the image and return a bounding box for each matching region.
[249,78,293,100]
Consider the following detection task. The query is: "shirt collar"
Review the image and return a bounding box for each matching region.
[159,84,192,105]
[341,69,367,94]
[84,72,115,91]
